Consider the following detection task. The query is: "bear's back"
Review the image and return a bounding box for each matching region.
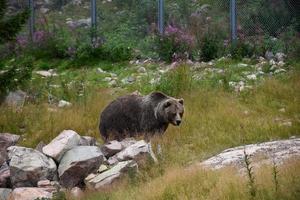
[99,94,143,141]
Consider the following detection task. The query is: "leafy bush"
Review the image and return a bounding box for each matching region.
[103,43,132,62]
[156,25,195,62]
[230,41,254,60]
[0,0,29,44]
[73,42,132,65]
[200,34,220,62]
[0,57,33,102]
[261,36,285,54]
[23,31,68,59]
[289,37,300,61]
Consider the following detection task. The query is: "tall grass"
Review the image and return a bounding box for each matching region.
[0,67,299,199]
[84,160,300,200]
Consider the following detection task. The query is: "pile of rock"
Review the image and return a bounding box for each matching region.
[0,131,156,200]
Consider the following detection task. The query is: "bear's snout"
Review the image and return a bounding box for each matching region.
[176,120,181,126]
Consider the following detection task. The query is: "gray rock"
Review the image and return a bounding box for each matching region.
[108,80,117,87]
[4,90,27,108]
[110,73,117,78]
[70,187,84,199]
[246,74,257,80]
[258,56,265,62]
[0,162,10,188]
[79,136,96,146]
[0,133,20,166]
[275,52,286,62]
[110,140,157,164]
[96,68,105,73]
[278,61,285,67]
[35,141,46,153]
[8,146,57,187]
[104,77,112,82]
[42,130,81,162]
[265,51,274,60]
[119,138,137,149]
[137,67,146,73]
[67,18,91,28]
[35,70,58,77]
[58,100,72,108]
[274,68,286,74]
[101,140,123,157]
[200,138,300,171]
[37,179,51,188]
[170,62,179,69]
[106,156,119,166]
[0,188,12,200]
[40,7,49,14]
[269,59,276,66]
[121,76,135,84]
[237,63,248,68]
[58,146,104,188]
[8,187,55,200]
[71,0,82,6]
[98,164,108,173]
[85,160,138,190]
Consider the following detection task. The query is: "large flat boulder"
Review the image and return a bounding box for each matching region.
[0,162,11,188]
[8,187,55,200]
[85,160,137,190]
[58,146,104,188]
[0,133,20,166]
[4,90,27,108]
[200,138,300,170]
[42,130,81,162]
[8,146,57,187]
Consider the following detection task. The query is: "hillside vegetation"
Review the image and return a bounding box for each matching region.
[0,0,299,199]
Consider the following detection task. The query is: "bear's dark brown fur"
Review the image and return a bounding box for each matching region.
[99,91,184,142]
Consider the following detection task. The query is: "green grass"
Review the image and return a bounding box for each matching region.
[0,61,299,200]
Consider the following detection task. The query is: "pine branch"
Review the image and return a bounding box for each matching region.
[0,0,6,18]
[0,8,29,44]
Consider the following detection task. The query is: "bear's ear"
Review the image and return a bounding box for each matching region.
[163,100,172,108]
[178,98,184,105]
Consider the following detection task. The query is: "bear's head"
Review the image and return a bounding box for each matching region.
[156,98,184,126]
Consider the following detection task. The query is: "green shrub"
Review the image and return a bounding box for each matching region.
[200,34,220,62]
[230,41,254,60]
[0,0,29,44]
[156,25,195,62]
[103,43,132,62]
[73,42,132,65]
[261,36,285,54]
[0,57,33,102]
[22,30,69,60]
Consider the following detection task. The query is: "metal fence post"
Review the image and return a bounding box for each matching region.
[158,0,164,35]
[91,0,97,44]
[230,0,237,44]
[28,0,34,41]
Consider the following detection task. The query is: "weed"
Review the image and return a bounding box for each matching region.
[272,158,279,194]
[156,65,193,97]
[243,147,256,198]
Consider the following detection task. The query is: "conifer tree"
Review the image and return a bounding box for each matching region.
[0,0,29,44]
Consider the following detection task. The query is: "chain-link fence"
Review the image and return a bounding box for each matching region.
[3,0,300,61]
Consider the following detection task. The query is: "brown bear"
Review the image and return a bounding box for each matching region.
[99,91,184,142]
